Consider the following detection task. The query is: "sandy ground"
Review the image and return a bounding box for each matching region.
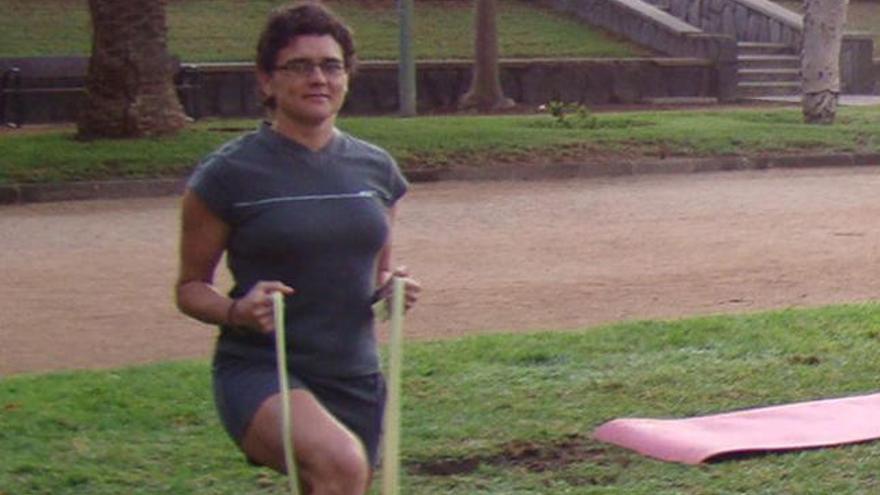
[2,166,879,375]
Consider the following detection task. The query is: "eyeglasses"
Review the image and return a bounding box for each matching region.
[274,58,347,78]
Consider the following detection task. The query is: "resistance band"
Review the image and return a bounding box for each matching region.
[273,291,301,495]
[381,277,406,495]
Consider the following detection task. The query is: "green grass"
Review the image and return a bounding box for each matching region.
[3,106,880,185]
[2,0,877,61]
[4,0,877,61]
[4,303,880,493]
[0,0,648,61]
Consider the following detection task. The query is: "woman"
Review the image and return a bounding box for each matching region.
[175,3,420,493]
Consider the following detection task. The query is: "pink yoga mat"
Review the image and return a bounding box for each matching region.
[593,392,880,464]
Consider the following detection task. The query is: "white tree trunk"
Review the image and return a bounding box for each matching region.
[801,0,848,125]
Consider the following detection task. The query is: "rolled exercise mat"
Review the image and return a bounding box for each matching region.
[594,392,880,464]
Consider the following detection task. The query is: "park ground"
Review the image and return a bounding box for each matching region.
[2,164,879,375]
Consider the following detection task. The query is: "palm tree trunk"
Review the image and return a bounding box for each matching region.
[801,0,848,125]
[459,0,514,112]
[77,0,187,139]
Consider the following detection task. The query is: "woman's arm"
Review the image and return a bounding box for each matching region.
[176,189,234,325]
[375,206,396,286]
[375,205,421,310]
[175,190,293,332]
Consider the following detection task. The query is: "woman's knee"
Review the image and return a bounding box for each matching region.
[300,438,369,493]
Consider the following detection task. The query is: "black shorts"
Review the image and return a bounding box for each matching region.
[212,351,387,467]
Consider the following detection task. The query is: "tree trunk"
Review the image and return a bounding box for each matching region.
[77,0,187,140]
[801,0,848,125]
[459,0,514,112]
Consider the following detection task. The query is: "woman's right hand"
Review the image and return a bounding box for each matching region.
[228,281,295,334]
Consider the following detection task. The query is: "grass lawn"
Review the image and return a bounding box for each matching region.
[0,0,648,61]
[2,106,879,185]
[1,0,876,61]
[3,303,880,494]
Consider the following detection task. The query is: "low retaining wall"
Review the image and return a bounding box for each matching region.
[840,35,876,94]
[4,57,717,123]
[875,58,880,93]
[349,58,716,114]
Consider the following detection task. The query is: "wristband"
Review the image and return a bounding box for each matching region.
[226,298,240,326]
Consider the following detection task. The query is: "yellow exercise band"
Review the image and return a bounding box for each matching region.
[273,291,300,495]
[381,277,406,495]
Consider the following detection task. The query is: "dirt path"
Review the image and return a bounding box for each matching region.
[3,166,880,375]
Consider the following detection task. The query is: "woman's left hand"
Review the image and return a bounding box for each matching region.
[377,266,422,311]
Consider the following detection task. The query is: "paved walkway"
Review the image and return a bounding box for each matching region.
[3,165,880,375]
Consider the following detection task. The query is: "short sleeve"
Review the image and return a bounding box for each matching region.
[386,155,408,206]
[186,154,235,222]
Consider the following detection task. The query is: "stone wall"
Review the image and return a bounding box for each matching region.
[349,58,717,114]
[199,59,717,118]
[3,58,718,123]
[875,58,880,93]
[841,35,877,94]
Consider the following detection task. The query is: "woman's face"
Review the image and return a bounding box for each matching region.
[260,34,349,130]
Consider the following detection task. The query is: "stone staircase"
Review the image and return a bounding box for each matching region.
[736,42,801,99]
[637,0,805,100]
[542,0,874,102]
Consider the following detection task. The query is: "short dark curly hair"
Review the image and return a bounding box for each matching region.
[256,2,357,75]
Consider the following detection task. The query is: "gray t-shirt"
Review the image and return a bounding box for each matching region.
[188,123,408,377]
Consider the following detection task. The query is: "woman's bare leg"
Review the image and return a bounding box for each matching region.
[241,389,370,495]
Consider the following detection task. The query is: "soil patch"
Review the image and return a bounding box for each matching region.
[408,434,628,477]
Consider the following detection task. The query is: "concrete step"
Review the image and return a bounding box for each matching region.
[737,42,797,56]
[737,54,800,69]
[738,68,800,83]
[737,81,801,98]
